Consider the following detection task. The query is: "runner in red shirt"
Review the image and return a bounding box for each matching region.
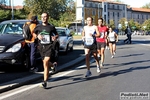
[96,18,108,67]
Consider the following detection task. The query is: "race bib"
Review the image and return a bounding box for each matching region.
[85,38,94,45]
[40,35,51,44]
[100,32,104,38]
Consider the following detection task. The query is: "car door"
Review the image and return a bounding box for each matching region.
[66,28,73,50]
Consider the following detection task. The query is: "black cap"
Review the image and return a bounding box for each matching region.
[31,16,37,21]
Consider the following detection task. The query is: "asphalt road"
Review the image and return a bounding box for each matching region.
[0,35,150,100]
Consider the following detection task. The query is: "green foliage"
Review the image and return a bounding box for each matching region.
[142,3,150,9]
[134,22,141,30]
[108,19,115,29]
[0,8,27,22]
[142,19,150,31]
[23,0,72,20]
[0,10,11,21]
[0,0,76,28]
[118,18,127,31]
[128,19,135,31]
[23,0,76,27]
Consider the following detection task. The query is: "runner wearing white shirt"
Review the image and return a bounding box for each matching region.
[107,27,118,58]
[82,17,101,77]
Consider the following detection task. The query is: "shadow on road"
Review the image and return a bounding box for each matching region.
[43,63,150,90]
[116,53,144,58]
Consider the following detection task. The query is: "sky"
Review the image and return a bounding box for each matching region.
[122,0,150,7]
[13,0,24,6]
[13,0,150,8]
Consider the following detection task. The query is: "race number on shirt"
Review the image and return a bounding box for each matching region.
[40,35,51,44]
[85,38,94,45]
[100,32,104,38]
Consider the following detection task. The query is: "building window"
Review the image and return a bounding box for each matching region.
[108,12,109,17]
[92,3,95,7]
[104,5,106,12]
[92,9,96,16]
[108,4,110,8]
[104,15,106,21]
[117,5,119,9]
[113,12,114,17]
[123,6,125,10]
[118,12,119,18]
[142,15,143,19]
[113,5,114,9]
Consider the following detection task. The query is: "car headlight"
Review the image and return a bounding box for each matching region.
[6,43,22,53]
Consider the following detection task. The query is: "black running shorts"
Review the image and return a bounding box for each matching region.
[38,43,53,60]
[84,43,97,53]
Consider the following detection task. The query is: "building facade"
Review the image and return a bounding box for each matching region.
[76,0,150,28]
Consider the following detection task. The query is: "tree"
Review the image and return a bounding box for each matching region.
[108,19,115,29]
[0,0,7,9]
[128,19,135,31]
[0,0,7,5]
[118,18,127,31]
[23,0,74,20]
[0,10,11,21]
[142,19,150,31]
[134,22,141,31]
[142,3,150,9]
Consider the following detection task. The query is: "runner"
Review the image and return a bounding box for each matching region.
[96,18,108,68]
[34,12,59,88]
[107,27,118,58]
[82,17,101,77]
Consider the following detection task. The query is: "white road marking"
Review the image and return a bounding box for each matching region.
[0,59,95,100]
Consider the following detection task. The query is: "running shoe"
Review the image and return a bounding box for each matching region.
[97,66,101,73]
[111,55,114,58]
[113,52,116,55]
[39,81,47,89]
[85,70,92,77]
[30,67,38,72]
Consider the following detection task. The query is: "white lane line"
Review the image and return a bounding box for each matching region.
[0,70,75,100]
[0,58,95,100]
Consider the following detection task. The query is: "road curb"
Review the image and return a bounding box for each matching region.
[0,56,85,93]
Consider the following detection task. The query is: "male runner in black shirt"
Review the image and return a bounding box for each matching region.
[34,12,58,88]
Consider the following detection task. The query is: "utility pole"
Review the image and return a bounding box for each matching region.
[11,0,14,20]
[98,3,100,18]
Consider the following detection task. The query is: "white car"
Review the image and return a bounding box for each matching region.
[56,27,73,54]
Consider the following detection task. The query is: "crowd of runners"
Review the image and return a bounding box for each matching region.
[82,17,119,77]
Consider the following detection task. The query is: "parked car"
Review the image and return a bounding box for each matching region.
[0,20,60,68]
[56,27,74,54]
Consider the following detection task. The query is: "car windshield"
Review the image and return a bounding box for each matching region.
[0,22,24,34]
[56,29,66,36]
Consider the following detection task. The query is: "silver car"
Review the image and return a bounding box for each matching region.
[56,27,73,54]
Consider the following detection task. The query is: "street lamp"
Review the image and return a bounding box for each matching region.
[11,0,14,19]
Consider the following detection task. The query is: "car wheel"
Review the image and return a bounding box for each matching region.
[22,54,30,70]
[70,46,73,51]
[54,44,59,61]
[64,44,69,55]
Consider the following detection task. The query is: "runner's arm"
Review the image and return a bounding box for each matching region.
[82,27,85,39]
[94,26,100,37]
